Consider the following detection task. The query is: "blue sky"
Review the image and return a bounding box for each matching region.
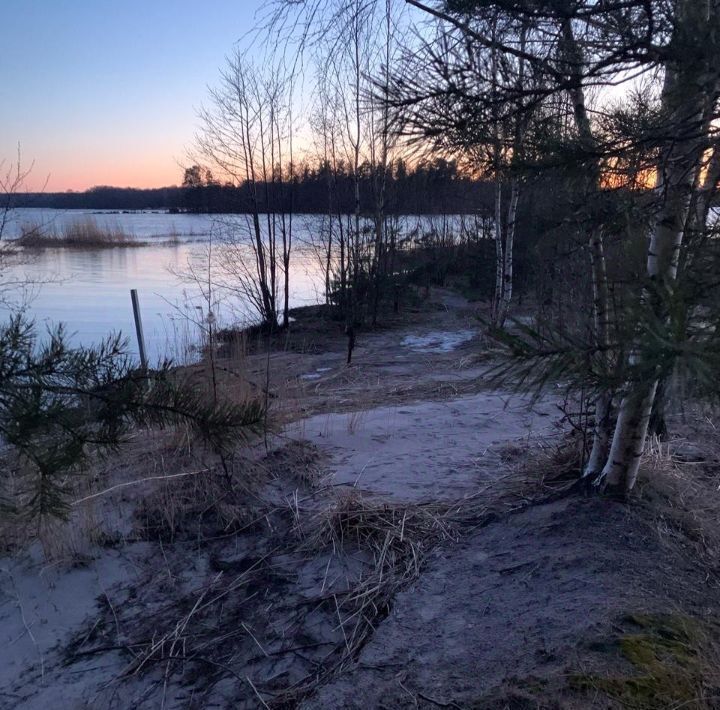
[0,0,265,190]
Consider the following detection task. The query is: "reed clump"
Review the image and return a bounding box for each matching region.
[16,217,140,248]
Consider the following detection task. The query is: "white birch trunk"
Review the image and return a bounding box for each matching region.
[601,380,659,491]
[495,23,526,329]
[600,0,717,490]
[490,13,504,328]
[584,231,613,476]
[492,177,504,325]
[561,18,615,476]
[497,177,518,327]
[585,391,612,476]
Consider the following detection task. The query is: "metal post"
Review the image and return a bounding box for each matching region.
[130,289,148,370]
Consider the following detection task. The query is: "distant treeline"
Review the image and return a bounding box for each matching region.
[13,159,495,215]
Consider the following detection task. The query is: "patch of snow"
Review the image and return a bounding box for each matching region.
[401,329,476,353]
[300,366,333,381]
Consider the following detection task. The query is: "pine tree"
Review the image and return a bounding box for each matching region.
[0,316,265,520]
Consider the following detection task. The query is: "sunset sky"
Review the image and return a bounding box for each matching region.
[1,0,264,191]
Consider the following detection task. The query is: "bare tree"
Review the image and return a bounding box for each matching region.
[0,148,49,310]
[601,0,720,491]
[195,52,295,329]
[382,7,538,327]
[270,0,408,329]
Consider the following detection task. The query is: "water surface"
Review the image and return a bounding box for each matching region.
[2,209,473,363]
[2,209,327,363]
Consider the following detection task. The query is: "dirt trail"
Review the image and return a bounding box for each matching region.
[237,288,498,421]
[277,289,556,503]
[288,393,554,501]
[306,496,717,709]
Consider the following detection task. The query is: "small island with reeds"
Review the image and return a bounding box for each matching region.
[15,217,142,248]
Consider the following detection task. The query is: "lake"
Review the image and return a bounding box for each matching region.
[1,209,478,363]
[0,209,330,363]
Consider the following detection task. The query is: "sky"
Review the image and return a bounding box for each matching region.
[1,0,265,191]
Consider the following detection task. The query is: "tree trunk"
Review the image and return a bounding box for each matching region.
[599,0,718,490]
[497,177,518,327]
[585,391,612,477]
[601,380,659,493]
[679,138,720,276]
[492,177,504,325]
[584,230,613,476]
[252,211,275,326]
[561,17,615,477]
[325,216,333,305]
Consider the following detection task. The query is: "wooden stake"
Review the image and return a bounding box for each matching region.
[130,289,148,370]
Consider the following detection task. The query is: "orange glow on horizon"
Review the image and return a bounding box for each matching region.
[600,144,720,192]
[36,144,720,195]
[600,155,657,191]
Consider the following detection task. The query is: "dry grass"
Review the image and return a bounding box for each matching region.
[45,418,717,710]
[271,465,558,705]
[0,412,267,558]
[16,217,140,248]
[124,430,320,546]
[10,368,720,710]
[134,465,260,542]
[294,491,457,668]
[0,452,111,561]
[54,418,720,709]
[638,432,720,566]
[0,341,271,558]
[346,409,366,434]
[262,439,327,488]
[63,436,551,709]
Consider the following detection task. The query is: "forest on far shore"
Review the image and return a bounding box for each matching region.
[10,158,496,214]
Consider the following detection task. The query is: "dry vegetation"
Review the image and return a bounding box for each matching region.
[49,436,557,708]
[2,401,719,709]
[16,217,141,248]
[38,415,720,709]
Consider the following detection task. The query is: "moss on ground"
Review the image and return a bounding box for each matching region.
[572,613,719,709]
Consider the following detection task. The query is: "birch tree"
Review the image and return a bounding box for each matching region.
[382,6,538,327]
[265,0,720,492]
[601,0,720,492]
